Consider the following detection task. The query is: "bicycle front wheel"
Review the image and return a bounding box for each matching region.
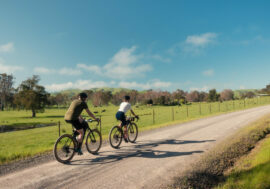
[109,126,122,149]
[127,123,138,143]
[86,129,102,154]
[54,134,77,164]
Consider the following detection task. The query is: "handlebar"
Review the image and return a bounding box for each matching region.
[85,118,101,127]
[126,116,139,122]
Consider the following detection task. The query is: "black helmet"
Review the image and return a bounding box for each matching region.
[79,92,88,99]
[124,95,130,101]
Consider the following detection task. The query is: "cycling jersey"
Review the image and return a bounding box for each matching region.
[64,99,88,120]
[118,102,132,113]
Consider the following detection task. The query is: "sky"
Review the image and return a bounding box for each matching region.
[0,0,270,92]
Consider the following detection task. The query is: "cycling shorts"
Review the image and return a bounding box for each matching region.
[65,119,88,131]
[115,111,127,126]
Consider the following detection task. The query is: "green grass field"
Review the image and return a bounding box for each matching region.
[216,136,270,189]
[0,97,270,164]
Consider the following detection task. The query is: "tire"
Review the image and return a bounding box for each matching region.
[86,129,102,154]
[54,134,77,164]
[109,126,123,149]
[127,123,138,143]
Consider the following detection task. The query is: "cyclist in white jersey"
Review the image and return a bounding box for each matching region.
[115,96,138,142]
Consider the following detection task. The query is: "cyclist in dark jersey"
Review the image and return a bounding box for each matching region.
[65,92,99,155]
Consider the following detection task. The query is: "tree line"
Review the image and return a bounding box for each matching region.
[0,73,268,117]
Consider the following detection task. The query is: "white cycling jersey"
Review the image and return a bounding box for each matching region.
[118,102,132,113]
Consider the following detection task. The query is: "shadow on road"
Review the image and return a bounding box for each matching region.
[70,139,214,166]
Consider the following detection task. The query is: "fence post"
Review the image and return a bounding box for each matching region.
[199,102,201,115]
[99,115,102,134]
[186,105,189,117]
[172,107,174,121]
[152,109,155,125]
[209,103,212,114]
[219,102,221,112]
[58,121,61,137]
[244,99,246,108]
[226,102,228,111]
[233,100,235,109]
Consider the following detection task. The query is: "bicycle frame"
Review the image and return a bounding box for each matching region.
[72,119,101,142]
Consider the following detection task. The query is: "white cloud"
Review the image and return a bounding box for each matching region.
[45,80,108,92]
[0,58,23,73]
[152,80,172,88]
[119,80,171,90]
[109,46,139,65]
[0,42,14,53]
[151,54,171,63]
[59,68,82,76]
[189,86,210,92]
[168,32,218,55]
[34,67,55,74]
[186,33,217,47]
[34,66,82,75]
[104,46,151,79]
[202,69,214,76]
[78,46,152,79]
[239,85,246,90]
[77,63,102,75]
[235,35,266,46]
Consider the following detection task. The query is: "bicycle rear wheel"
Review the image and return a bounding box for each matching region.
[127,123,138,143]
[109,126,123,149]
[86,129,102,154]
[54,134,77,164]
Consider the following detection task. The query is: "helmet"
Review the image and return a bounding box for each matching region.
[79,92,88,99]
[124,95,130,101]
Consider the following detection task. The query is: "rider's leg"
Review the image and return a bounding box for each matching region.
[77,128,84,150]
[123,125,128,138]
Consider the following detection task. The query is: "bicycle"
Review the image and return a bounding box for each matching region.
[54,119,102,164]
[109,116,139,149]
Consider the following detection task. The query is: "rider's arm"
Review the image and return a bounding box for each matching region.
[130,109,137,117]
[85,108,99,121]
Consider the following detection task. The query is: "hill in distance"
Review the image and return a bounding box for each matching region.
[52,87,133,96]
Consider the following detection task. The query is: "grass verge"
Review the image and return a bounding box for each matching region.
[170,114,270,189]
[215,136,270,188]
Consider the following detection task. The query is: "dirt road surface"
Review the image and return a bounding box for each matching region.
[1,105,270,189]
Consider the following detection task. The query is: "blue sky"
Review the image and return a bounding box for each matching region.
[0,0,270,92]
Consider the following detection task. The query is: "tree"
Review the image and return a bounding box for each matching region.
[0,73,14,110]
[208,89,220,102]
[14,75,49,117]
[199,92,208,102]
[92,90,112,106]
[111,91,125,106]
[155,91,171,105]
[128,90,139,105]
[48,93,69,107]
[240,91,256,99]
[261,84,270,94]
[172,89,186,105]
[220,89,234,101]
[186,91,200,102]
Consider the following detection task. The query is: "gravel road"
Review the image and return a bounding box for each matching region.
[1,105,270,189]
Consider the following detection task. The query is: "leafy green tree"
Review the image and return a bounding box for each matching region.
[172,89,186,105]
[208,89,220,102]
[14,75,49,117]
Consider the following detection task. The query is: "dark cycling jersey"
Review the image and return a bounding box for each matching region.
[64,99,88,120]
